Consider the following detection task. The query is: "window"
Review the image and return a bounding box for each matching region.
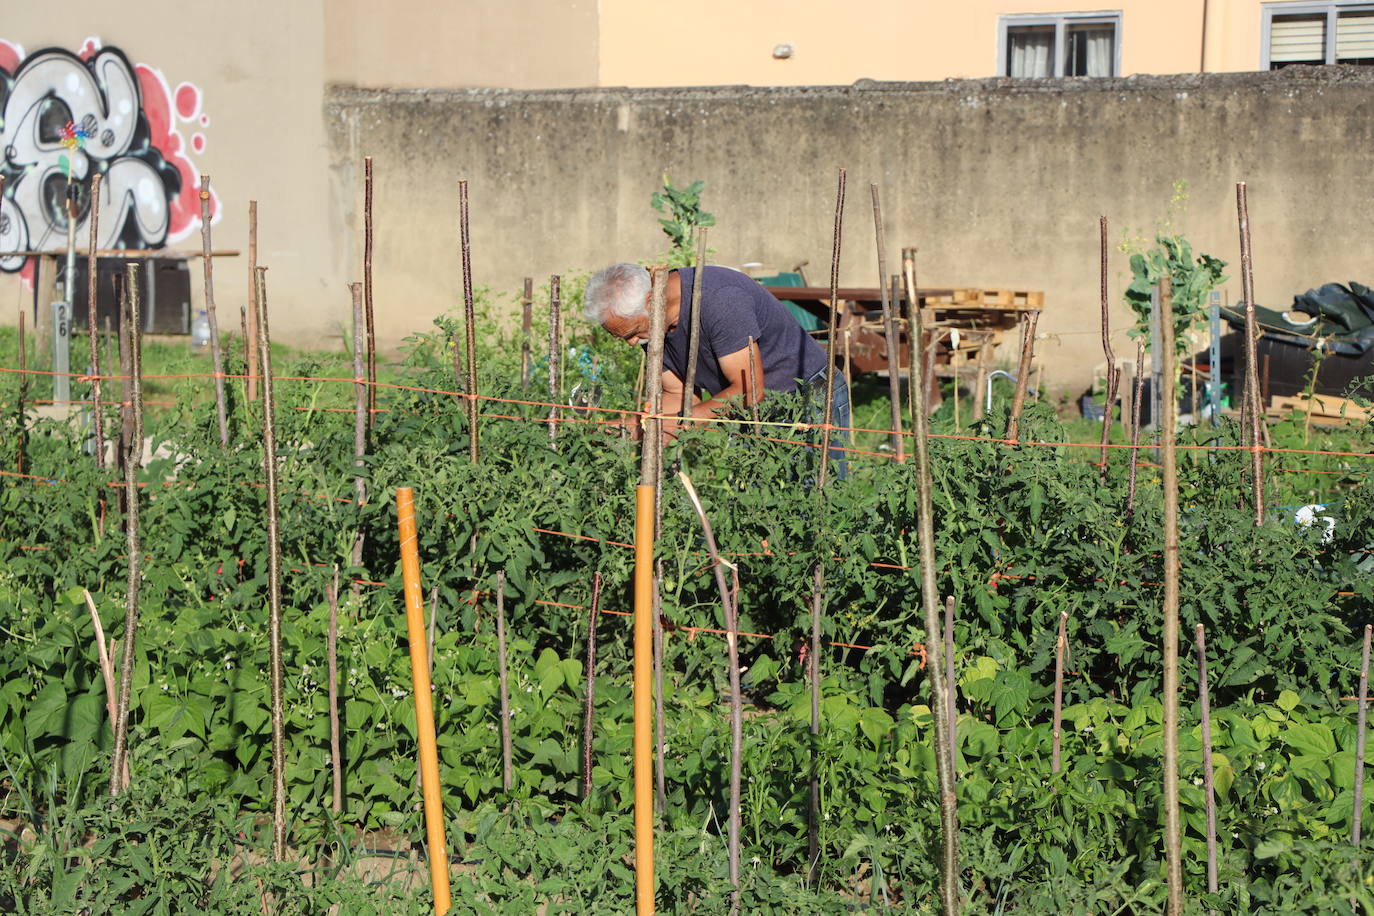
[999,12,1121,78]
[1263,2,1374,68]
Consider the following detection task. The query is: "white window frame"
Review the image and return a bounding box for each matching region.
[998,10,1123,78]
[1261,1,1374,68]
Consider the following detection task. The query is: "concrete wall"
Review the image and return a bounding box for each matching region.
[327,68,1374,393]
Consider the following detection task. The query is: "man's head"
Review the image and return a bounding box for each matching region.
[584,263,652,345]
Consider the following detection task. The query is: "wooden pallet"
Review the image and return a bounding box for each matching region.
[1268,394,1370,424]
[951,289,1045,309]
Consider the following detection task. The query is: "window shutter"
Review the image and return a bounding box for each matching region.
[1270,15,1327,62]
[1337,12,1374,60]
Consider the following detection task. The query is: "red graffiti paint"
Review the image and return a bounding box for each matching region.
[192,134,206,154]
[134,63,217,241]
[0,39,20,74]
[174,82,200,121]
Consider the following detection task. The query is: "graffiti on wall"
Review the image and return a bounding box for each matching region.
[0,37,217,285]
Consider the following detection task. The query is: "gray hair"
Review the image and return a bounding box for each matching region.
[583,263,651,323]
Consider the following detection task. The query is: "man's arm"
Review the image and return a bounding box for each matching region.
[688,341,764,420]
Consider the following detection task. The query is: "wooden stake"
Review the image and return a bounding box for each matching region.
[1235,183,1264,525]
[1159,275,1184,916]
[520,278,533,389]
[1127,340,1146,519]
[905,245,960,916]
[17,308,25,476]
[582,572,603,799]
[496,571,513,793]
[328,568,343,815]
[549,276,562,445]
[871,185,904,460]
[364,159,378,429]
[86,173,107,471]
[109,263,145,797]
[458,179,479,463]
[679,472,743,910]
[396,487,452,914]
[1196,623,1217,896]
[246,202,259,404]
[1098,216,1117,480]
[944,595,957,777]
[254,267,288,860]
[198,174,229,447]
[1051,612,1068,774]
[1006,310,1040,443]
[350,284,368,597]
[1354,625,1372,848]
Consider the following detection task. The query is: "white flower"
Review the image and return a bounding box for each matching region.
[1256,761,1266,771]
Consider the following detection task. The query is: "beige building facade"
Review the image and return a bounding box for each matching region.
[2,1,1371,396]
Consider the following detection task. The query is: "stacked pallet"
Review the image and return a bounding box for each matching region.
[1268,393,1370,425]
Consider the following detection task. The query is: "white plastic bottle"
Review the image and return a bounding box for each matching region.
[191,309,211,349]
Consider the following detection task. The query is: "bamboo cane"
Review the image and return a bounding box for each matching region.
[582,572,603,799]
[428,586,439,677]
[549,276,562,445]
[1160,276,1184,916]
[1196,624,1217,896]
[1006,310,1040,443]
[86,173,106,472]
[253,267,289,861]
[364,158,377,430]
[328,567,343,815]
[396,487,452,915]
[246,202,259,404]
[458,179,479,463]
[496,571,513,792]
[83,589,127,787]
[521,278,533,389]
[871,185,904,461]
[681,229,707,419]
[1052,612,1068,775]
[1235,183,1264,526]
[198,174,229,447]
[679,472,743,910]
[652,558,666,814]
[905,245,960,916]
[109,263,145,797]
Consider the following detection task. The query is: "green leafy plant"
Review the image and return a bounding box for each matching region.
[650,175,716,266]
[1125,234,1228,357]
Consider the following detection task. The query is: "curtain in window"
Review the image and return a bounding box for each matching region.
[1082,27,1114,77]
[1008,27,1053,77]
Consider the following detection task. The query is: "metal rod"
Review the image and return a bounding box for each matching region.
[199,174,229,447]
[681,228,707,419]
[582,572,603,799]
[1235,183,1264,525]
[364,158,378,429]
[86,173,106,471]
[109,263,144,797]
[1160,275,1184,916]
[1196,624,1217,895]
[458,179,479,463]
[396,486,453,914]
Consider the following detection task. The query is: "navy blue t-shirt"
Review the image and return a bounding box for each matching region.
[662,266,827,396]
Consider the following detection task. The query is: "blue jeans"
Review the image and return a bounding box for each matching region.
[800,368,850,482]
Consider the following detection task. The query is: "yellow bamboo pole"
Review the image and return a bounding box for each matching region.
[633,483,657,915]
[396,487,452,915]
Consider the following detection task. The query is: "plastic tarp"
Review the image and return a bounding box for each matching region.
[1222,281,1374,356]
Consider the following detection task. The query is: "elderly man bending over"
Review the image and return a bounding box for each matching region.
[583,263,849,461]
